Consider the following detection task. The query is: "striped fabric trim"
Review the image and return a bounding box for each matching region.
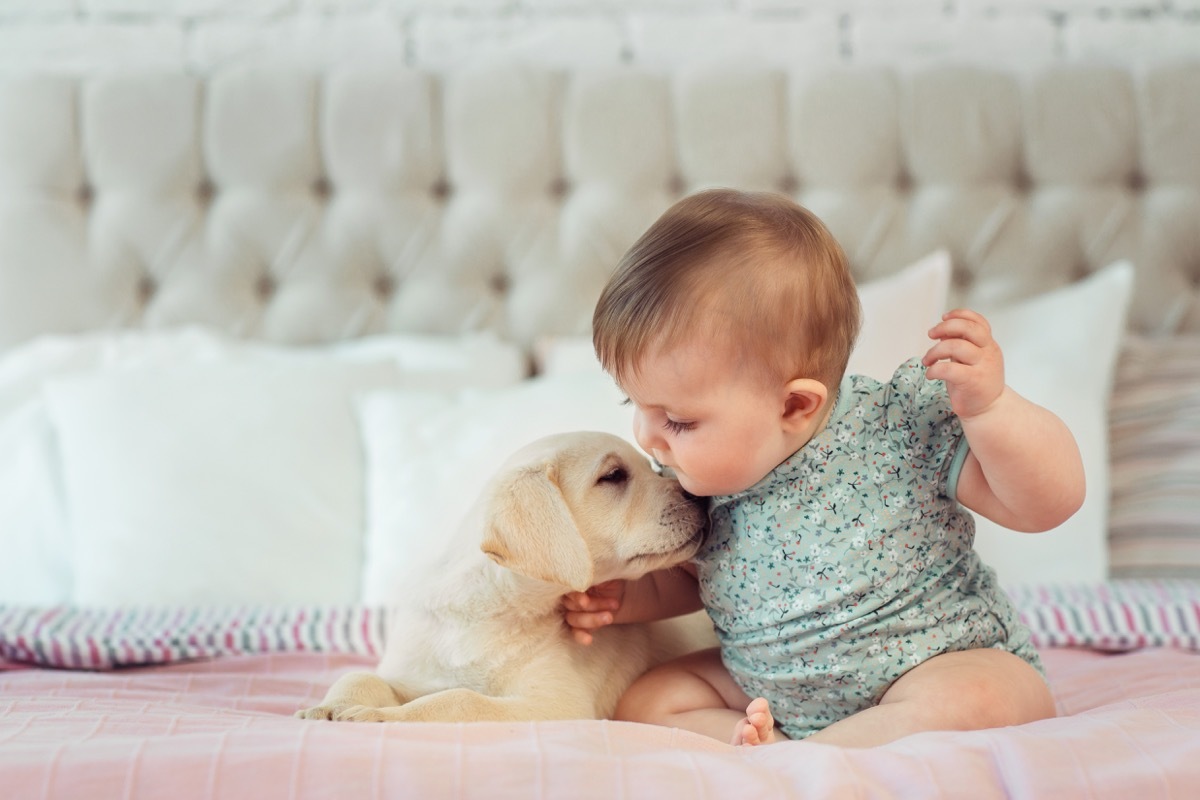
[1108,335,1200,580]
[0,606,386,670]
[1008,580,1200,651]
[1,582,1197,670]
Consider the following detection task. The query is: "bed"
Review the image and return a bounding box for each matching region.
[1,61,1199,798]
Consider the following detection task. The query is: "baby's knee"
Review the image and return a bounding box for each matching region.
[613,676,659,724]
[885,649,1055,732]
[935,679,1018,730]
[613,669,688,724]
[613,660,724,725]
[929,661,1054,730]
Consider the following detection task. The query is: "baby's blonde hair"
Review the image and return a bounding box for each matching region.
[593,188,861,392]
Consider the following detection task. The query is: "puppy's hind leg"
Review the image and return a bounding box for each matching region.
[295,672,410,721]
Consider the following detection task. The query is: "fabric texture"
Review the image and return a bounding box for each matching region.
[698,358,1035,739]
[1,647,1199,799]
[1108,335,1200,579]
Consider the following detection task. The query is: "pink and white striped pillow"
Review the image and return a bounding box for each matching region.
[0,606,386,670]
[1007,580,1200,651]
[1108,336,1200,579]
[1,581,1198,670]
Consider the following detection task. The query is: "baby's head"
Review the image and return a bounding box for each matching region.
[592,189,861,496]
[595,188,860,397]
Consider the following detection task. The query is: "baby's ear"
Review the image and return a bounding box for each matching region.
[781,378,829,431]
[480,462,595,592]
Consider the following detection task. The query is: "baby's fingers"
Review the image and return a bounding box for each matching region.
[921,337,982,368]
[565,609,615,631]
[923,358,974,385]
[928,309,992,348]
[561,591,620,613]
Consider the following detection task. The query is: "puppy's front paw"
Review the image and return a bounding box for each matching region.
[333,704,388,723]
[295,704,341,721]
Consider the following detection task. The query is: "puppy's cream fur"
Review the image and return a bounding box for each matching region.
[297,431,714,723]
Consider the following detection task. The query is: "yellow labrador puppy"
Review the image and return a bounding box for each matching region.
[296,431,712,724]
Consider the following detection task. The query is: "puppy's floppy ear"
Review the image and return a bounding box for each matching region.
[480,462,594,592]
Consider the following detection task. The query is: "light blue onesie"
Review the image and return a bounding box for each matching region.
[694,358,1042,740]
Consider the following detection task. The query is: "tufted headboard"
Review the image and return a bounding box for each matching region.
[1,61,1198,355]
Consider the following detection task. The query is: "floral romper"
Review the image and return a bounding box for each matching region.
[695,359,1042,739]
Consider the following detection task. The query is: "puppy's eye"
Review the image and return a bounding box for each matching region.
[597,467,628,486]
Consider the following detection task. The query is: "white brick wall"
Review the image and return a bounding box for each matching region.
[0,0,1196,73]
[630,12,843,67]
[412,13,626,69]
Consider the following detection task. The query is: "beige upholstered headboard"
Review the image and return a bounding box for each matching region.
[0,61,1197,354]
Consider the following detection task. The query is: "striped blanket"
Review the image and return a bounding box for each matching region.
[0,606,388,669]
[2,580,1197,670]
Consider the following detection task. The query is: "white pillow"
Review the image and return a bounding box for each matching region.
[324,332,527,390]
[970,261,1134,586]
[851,251,952,381]
[0,327,528,606]
[534,250,952,382]
[358,372,632,604]
[0,402,70,604]
[47,360,403,606]
[0,328,240,606]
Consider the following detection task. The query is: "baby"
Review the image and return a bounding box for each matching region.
[563,188,1084,747]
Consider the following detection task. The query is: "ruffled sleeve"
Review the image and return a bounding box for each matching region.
[877,357,971,500]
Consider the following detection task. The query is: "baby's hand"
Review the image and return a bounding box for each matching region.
[560,580,625,646]
[922,309,1005,420]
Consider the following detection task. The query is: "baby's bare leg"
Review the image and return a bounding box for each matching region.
[806,648,1055,748]
[614,647,785,745]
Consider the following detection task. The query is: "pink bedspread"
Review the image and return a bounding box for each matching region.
[2,648,1198,799]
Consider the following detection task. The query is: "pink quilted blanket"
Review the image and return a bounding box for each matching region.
[2,647,1198,799]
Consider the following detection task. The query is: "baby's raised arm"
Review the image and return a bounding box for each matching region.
[561,564,702,646]
[924,309,1086,531]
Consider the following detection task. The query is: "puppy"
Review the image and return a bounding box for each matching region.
[296,431,713,724]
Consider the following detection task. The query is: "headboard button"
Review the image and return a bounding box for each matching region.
[256,275,277,302]
[136,275,156,306]
[373,274,395,299]
[197,180,215,205]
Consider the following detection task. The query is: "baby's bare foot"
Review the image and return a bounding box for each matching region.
[731,697,778,746]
